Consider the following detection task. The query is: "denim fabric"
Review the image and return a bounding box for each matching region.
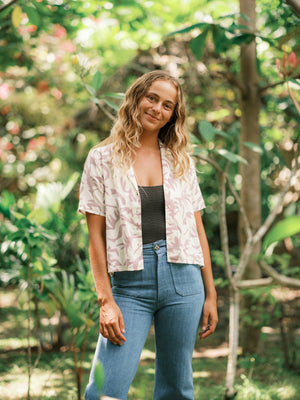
[84,240,205,400]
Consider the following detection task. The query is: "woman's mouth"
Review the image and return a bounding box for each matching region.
[146,114,159,122]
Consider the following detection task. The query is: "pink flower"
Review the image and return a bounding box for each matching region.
[60,40,76,53]
[288,52,300,69]
[27,25,37,33]
[53,24,66,38]
[51,87,63,100]
[1,105,11,115]
[8,121,20,135]
[276,51,300,78]
[0,83,10,100]
[27,136,46,151]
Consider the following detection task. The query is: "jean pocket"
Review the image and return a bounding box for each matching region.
[169,263,203,296]
[111,270,145,299]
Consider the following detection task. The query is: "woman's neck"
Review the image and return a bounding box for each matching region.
[139,132,160,150]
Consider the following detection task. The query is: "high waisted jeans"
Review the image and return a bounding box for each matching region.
[84,240,205,400]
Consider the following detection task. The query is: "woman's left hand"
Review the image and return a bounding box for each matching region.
[199,296,218,340]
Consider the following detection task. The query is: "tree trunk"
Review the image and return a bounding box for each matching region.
[238,0,262,354]
[224,288,239,399]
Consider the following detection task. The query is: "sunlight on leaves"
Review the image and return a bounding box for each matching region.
[11,6,22,28]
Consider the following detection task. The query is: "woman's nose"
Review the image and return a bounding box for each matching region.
[152,102,162,113]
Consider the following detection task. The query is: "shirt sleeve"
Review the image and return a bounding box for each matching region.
[78,148,106,216]
[188,156,205,212]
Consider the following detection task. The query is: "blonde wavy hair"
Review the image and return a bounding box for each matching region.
[99,70,190,177]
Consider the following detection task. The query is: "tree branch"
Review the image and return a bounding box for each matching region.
[195,153,252,239]
[259,260,300,288]
[233,236,254,283]
[219,172,235,287]
[259,79,287,93]
[193,153,223,174]
[287,81,300,115]
[214,71,247,96]
[253,161,298,244]
[95,101,116,122]
[259,74,300,93]
[236,277,274,288]
[283,0,300,17]
[0,0,18,13]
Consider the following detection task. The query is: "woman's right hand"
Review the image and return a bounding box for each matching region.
[99,299,126,346]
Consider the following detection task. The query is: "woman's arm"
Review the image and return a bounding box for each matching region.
[194,210,218,340]
[86,212,126,346]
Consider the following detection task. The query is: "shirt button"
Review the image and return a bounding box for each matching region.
[154,244,160,250]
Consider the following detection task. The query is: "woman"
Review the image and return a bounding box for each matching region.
[79,70,218,400]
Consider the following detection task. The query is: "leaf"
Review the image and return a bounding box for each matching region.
[100,92,125,99]
[206,108,231,121]
[216,149,248,164]
[0,190,15,219]
[91,97,100,105]
[12,6,22,28]
[239,13,252,22]
[34,1,53,16]
[85,318,95,328]
[262,216,300,252]
[215,130,230,139]
[85,84,96,97]
[91,71,102,92]
[166,22,209,37]
[231,33,255,45]
[212,25,231,53]
[94,361,104,391]
[23,5,40,26]
[190,27,210,60]
[243,142,263,154]
[33,259,43,272]
[28,208,49,225]
[290,79,300,86]
[103,99,120,111]
[43,299,57,318]
[198,120,215,142]
[35,182,63,213]
[226,22,250,34]
[61,172,80,200]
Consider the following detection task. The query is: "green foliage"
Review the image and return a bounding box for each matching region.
[197,120,248,165]
[91,71,103,92]
[168,16,265,60]
[1,0,300,395]
[239,286,284,328]
[262,216,300,253]
[0,190,57,282]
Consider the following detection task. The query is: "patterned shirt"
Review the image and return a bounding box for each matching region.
[78,141,205,273]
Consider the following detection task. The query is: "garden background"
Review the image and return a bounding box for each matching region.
[0,0,299,399]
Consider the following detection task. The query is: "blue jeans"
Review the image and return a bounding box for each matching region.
[85,240,205,400]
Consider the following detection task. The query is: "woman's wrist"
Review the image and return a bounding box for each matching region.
[204,288,217,301]
[98,292,114,307]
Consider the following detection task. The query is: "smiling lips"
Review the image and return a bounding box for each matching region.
[146,112,159,121]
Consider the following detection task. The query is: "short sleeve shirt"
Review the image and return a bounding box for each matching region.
[78,142,205,273]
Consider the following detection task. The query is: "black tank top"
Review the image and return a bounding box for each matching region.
[138,185,166,244]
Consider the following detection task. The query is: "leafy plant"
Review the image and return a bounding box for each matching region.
[1,198,57,400]
[45,261,98,400]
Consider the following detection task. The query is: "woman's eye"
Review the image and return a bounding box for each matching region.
[147,95,154,101]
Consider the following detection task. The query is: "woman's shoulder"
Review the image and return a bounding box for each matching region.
[88,141,113,160]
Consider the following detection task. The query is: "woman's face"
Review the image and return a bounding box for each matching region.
[138,79,178,136]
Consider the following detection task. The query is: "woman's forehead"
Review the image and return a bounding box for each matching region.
[146,79,178,103]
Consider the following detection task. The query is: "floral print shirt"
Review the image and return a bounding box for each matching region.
[78,141,205,273]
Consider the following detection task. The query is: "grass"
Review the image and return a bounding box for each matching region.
[1,287,299,400]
